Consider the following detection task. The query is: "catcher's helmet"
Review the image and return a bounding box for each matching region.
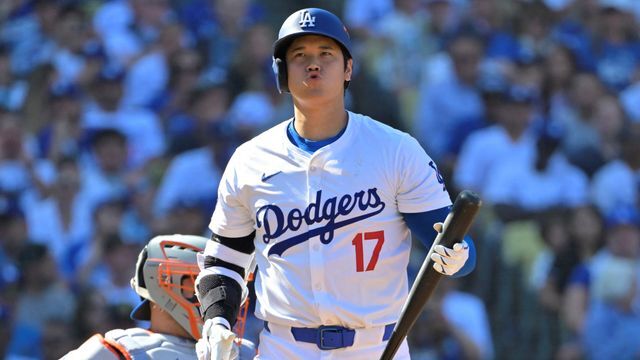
[130,234,207,339]
[272,8,353,93]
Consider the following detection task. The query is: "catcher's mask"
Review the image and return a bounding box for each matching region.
[130,234,208,339]
[272,7,353,93]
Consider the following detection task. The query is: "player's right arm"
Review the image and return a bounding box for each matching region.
[195,148,257,360]
[196,231,255,329]
[194,231,255,360]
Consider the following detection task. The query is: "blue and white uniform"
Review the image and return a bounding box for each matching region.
[201,112,474,359]
[196,7,476,360]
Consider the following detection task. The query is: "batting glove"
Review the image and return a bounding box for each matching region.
[196,319,239,360]
[430,222,469,276]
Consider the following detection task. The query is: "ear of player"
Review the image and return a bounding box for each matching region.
[429,222,470,275]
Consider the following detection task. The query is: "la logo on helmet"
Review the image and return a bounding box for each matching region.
[299,10,316,28]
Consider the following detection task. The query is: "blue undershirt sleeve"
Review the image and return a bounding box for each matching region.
[402,206,476,277]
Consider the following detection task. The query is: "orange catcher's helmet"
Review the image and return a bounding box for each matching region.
[130,234,208,339]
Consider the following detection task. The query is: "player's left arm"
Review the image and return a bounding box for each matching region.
[402,206,476,277]
[394,135,475,277]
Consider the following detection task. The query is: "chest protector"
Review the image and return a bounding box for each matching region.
[63,328,198,360]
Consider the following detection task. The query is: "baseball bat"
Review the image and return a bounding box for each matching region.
[379,190,482,360]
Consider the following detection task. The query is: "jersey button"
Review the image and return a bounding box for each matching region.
[310,166,316,171]
[312,244,319,251]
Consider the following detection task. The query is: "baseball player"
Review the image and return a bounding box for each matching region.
[195,8,476,360]
[62,234,254,359]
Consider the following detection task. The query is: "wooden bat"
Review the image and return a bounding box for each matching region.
[379,190,482,360]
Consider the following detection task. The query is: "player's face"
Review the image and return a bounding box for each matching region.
[285,35,352,100]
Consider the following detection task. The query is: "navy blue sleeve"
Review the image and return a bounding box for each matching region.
[402,207,476,277]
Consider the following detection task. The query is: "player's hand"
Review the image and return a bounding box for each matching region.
[430,222,469,276]
[196,319,238,360]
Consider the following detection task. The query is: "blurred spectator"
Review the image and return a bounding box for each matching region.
[164,200,210,237]
[226,22,275,97]
[578,94,627,174]
[409,278,493,360]
[75,200,125,285]
[78,231,140,309]
[40,318,76,360]
[36,82,84,162]
[92,0,175,66]
[165,81,231,154]
[364,0,433,126]
[454,85,537,195]
[345,60,404,131]
[25,156,92,280]
[50,5,92,86]
[473,62,509,130]
[402,1,455,88]
[553,72,607,171]
[83,65,166,169]
[582,255,640,359]
[226,22,283,135]
[0,111,56,211]
[0,301,11,357]
[529,210,576,313]
[79,129,132,210]
[462,0,511,52]
[425,0,463,43]
[200,0,263,75]
[1,0,59,76]
[20,63,57,133]
[75,39,108,90]
[92,0,140,65]
[0,209,28,302]
[619,77,640,122]
[510,58,547,98]
[179,0,264,50]
[541,43,578,122]
[94,234,141,309]
[548,0,600,72]
[227,89,280,140]
[414,32,485,169]
[0,45,27,111]
[120,21,187,109]
[484,127,589,221]
[590,122,640,216]
[561,205,605,325]
[560,206,640,359]
[342,0,394,41]
[72,287,132,342]
[154,122,235,218]
[154,47,204,117]
[491,2,556,65]
[128,0,176,47]
[120,179,155,245]
[6,243,76,359]
[591,0,640,92]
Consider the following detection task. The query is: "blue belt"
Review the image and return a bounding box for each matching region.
[264,322,396,350]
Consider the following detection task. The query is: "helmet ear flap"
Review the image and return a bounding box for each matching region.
[273,57,289,93]
[132,246,149,291]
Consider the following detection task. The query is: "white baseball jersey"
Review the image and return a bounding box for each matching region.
[210,111,451,329]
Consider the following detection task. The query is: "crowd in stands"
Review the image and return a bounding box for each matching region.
[0,0,639,359]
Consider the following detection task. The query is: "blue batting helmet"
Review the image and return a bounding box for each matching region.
[272,8,353,93]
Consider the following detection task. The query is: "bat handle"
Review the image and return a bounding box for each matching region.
[379,190,481,360]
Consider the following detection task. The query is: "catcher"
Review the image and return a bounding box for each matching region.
[62,234,254,359]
